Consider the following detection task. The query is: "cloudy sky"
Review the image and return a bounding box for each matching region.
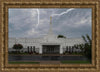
[9,8,92,38]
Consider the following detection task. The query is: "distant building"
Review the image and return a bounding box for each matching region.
[9,17,85,54]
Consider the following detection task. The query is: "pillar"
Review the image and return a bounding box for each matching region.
[39,46,42,54]
[60,45,63,54]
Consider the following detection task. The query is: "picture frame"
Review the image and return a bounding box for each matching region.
[0,0,100,72]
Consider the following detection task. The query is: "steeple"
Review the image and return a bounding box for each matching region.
[50,16,52,24]
[48,16,53,35]
[44,16,56,40]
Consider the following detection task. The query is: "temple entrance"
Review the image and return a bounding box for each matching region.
[42,45,60,54]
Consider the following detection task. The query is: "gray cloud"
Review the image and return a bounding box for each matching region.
[9,8,92,38]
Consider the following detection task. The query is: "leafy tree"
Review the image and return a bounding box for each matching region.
[74,34,92,60]
[13,44,23,53]
[83,34,92,60]
[58,35,66,38]
[82,35,87,43]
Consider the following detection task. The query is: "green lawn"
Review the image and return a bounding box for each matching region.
[61,60,91,64]
[9,61,39,64]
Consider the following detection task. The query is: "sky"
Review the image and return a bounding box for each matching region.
[8,8,92,38]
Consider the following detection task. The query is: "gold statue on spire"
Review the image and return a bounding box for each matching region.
[50,16,52,24]
[48,16,52,34]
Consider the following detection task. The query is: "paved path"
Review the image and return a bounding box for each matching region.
[39,61,61,64]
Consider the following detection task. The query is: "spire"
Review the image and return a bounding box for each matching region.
[48,16,53,35]
[50,16,52,24]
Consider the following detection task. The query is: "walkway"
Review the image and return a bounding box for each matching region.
[39,61,61,64]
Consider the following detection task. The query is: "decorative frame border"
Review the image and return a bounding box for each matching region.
[0,0,100,72]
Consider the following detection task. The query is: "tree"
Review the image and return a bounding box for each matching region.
[57,35,66,38]
[13,44,23,53]
[83,34,92,60]
[74,34,92,60]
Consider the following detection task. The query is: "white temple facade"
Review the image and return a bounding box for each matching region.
[8,17,85,54]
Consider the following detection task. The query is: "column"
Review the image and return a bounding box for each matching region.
[39,46,42,54]
[60,45,63,54]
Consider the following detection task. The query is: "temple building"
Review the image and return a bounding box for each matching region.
[8,17,85,54]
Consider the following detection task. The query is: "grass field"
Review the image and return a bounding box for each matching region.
[61,60,91,64]
[9,61,40,64]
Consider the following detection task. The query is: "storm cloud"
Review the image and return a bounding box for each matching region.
[9,8,92,38]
